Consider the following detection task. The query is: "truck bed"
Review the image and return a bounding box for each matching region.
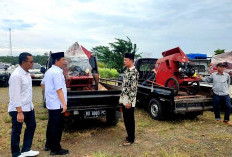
[137,83,214,114]
[67,83,121,111]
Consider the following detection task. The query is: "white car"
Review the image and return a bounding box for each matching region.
[29,63,44,85]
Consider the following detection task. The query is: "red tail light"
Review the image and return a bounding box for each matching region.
[64,111,70,116]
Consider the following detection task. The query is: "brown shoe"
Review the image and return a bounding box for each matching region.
[123,141,133,146]
[223,121,232,126]
[216,120,221,123]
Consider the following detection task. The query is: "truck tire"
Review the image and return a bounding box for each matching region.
[3,80,9,87]
[148,98,163,120]
[3,74,9,87]
[165,77,179,95]
[106,110,119,126]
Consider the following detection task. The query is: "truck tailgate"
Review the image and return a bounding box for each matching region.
[67,90,121,111]
[174,94,213,113]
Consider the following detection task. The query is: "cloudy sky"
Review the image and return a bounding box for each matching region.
[0,0,231,58]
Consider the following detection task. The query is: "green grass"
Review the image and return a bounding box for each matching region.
[99,68,119,78]
[3,115,11,123]
[1,87,232,157]
[160,148,188,157]
[93,151,113,157]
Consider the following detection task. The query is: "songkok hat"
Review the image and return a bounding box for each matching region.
[124,53,134,60]
[216,62,226,67]
[51,52,64,60]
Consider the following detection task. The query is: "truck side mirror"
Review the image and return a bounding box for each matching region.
[40,67,46,74]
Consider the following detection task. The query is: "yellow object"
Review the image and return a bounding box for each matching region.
[85,68,89,74]
[193,72,197,77]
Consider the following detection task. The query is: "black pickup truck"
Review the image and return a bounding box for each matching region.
[130,58,214,119]
[41,53,121,126]
[65,81,121,125]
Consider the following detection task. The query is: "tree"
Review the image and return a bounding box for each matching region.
[92,37,142,72]
[214,49,225,55]
[0,54,48,65]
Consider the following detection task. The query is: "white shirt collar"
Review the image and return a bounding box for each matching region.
[129,66,135,70]
[19,65,29,75]
[52,65,63,72]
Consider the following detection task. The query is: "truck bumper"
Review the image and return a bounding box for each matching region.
[174,98,213,113]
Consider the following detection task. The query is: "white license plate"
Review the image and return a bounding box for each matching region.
[84,110,106,118]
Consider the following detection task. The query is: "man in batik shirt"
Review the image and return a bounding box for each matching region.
[119,53,139,146]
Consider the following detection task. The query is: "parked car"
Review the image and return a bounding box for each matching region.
[0,62,10,87]
[29,63,44,86]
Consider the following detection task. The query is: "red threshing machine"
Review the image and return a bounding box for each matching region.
[154,47,199,95]
[64,42,99,90]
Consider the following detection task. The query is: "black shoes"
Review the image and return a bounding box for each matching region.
[50,149,69,155]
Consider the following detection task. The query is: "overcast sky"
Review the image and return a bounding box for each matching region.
[0,0,231,58]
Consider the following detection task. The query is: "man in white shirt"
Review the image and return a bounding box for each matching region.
[8,52,39,157]
[41,52,68,156]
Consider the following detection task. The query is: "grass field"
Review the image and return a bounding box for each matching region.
[1,86,232,157]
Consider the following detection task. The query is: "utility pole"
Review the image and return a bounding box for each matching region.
[9,28,12,56]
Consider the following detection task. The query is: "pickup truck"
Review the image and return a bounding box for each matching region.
[41,47,121,126]
[130,58,214,119]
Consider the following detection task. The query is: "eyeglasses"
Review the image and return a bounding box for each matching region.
[25,60,34,63]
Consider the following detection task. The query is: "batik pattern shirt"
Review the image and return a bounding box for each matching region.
[119,66,139,107]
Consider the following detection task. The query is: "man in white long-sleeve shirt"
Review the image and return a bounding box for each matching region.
[8,52,39,157]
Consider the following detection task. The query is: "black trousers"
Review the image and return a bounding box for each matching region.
[9,110,36,157]
[122,105,135,143]
[45,109,64,152]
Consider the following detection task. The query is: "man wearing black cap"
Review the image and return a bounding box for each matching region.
[41,52,69,155]
[119,53,139,146]
[198,63,231,125]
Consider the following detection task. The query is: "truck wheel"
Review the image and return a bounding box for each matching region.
[185,81,199,95]
[3,80,9,87]
[148,98,163,120]
[165,77,179,95]
[106,110,119,126]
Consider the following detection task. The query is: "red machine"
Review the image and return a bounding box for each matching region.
[154,47,199,95]
[64,42,99,91]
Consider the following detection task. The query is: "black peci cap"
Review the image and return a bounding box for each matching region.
[51,52,64,60]
[124,53,134,60]
[216,62,226,67]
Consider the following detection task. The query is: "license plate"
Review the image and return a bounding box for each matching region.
[84,110,106,118]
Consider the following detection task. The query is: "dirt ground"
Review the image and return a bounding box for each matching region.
[1,86,232,157]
